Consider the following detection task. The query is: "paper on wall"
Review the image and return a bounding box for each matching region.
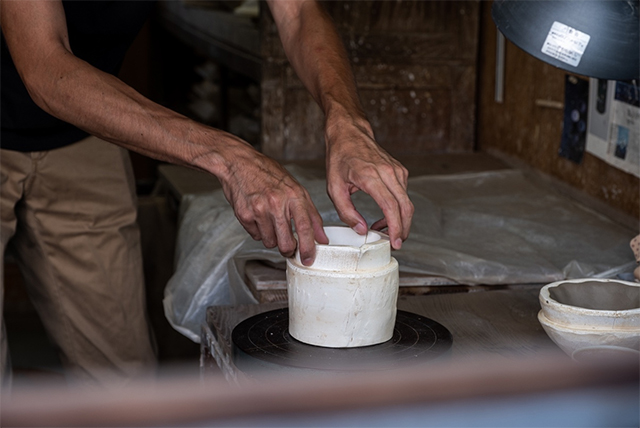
[586,79,640,178]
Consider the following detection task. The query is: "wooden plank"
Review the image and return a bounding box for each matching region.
[245,260,458,292]
[278,84,458,158]
[324,1,479,38]
[244,260,286,290]
[339,34,476,63]
[350,64,454,89]
[450,65,478,152]
[244,263,551,304]
[360,88,452,155]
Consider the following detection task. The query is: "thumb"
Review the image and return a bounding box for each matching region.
[329,186,368,235]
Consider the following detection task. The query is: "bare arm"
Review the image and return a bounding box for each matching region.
[267,0,414,249]
[1,0,327,264]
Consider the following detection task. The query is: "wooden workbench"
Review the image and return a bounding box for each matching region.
[202,285,560,384]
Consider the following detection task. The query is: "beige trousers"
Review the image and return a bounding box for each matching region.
[1,136,156,387]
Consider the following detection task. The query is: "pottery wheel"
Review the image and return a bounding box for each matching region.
[232,309,452,372]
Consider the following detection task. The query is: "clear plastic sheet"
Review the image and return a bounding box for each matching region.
[164,167,636,342]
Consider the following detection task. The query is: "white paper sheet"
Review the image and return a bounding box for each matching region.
[586,79,640,178]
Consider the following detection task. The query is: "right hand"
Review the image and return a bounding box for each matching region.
[325,117,413,250]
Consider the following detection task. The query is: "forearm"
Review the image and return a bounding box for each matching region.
[268,0,413,245]
[2,0,332,263]
[267,0,369,135]
[1,0,253,182]
[23,46,247,180]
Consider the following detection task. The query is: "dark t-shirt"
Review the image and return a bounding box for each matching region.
[1,0,156,152]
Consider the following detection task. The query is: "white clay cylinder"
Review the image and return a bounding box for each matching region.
[286,226,399,348]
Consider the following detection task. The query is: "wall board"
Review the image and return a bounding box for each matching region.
[477,2,639,219]
[261,0,480,160]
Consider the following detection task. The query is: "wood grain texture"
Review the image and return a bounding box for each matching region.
[477,1,640,218]
[261,0,481,160]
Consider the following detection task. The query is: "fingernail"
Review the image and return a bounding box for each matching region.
[354,223,368,234]
[394,239,402,249]
[302,257,314,266]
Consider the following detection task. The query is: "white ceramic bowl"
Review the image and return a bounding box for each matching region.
[287,226,399,348]
[538,278,640,358]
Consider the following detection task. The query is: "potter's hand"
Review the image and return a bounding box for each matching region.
[266,0,412,247]
[219,139,328,265]
[325,117,414,250]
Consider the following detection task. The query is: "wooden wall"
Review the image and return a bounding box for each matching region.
[261,0,480,161]
[477,2,639,220]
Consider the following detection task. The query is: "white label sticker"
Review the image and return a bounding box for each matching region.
[541,21,591,67]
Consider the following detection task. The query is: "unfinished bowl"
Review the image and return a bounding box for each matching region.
[287,226,399,348]
[538,278,640,358]
[571,345,640,363]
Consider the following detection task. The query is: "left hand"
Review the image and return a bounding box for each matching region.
[325,116,414,250]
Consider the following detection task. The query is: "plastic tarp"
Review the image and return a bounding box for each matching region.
[163,167,636,342]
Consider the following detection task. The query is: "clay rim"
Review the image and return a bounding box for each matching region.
[286,256,399,276]
[317,226,387,250]
[292,226,391,270]
[539,278,640,317]
[538,310,640,333]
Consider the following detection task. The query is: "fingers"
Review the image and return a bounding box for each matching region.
[331,163,413,250]
[327,182,369,235]
[233,188,324,266]
[383,165,413,241]
[254,211,278,249]
[220,148,326,264]
[383,162,412,240]
[370,217,387,231]
[311,208,329,245]
[371,170,414,249]
[396,162,409,188]
[289,200,322,265]
[360,177,404,249]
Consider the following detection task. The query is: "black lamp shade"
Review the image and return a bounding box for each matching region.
[492,0,639,81]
